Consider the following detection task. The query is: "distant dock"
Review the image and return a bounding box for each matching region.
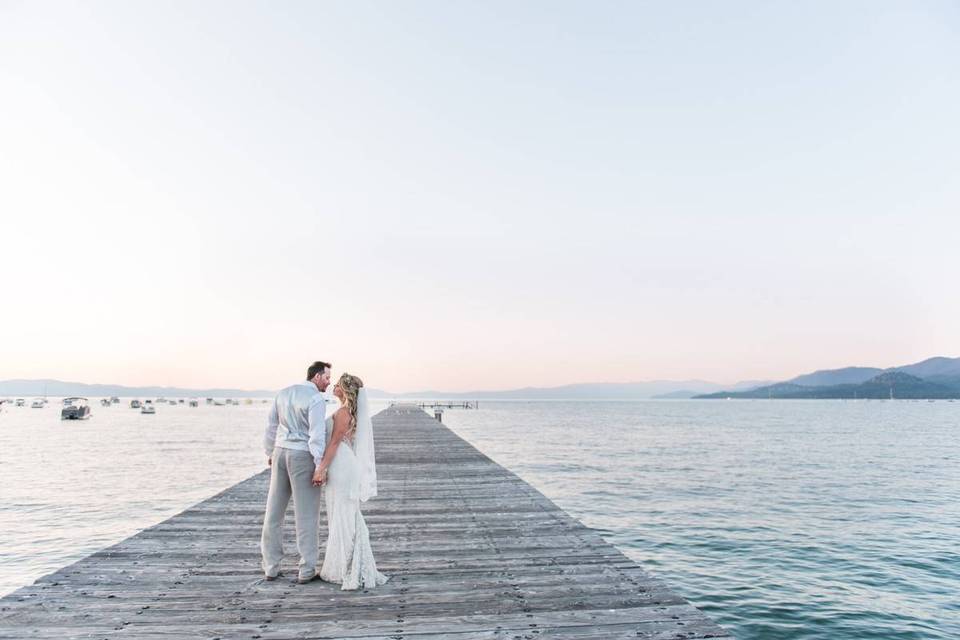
[402,400,479,410]
[0,405,732,639]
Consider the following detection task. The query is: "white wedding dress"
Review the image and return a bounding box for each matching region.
[319,401,388,590]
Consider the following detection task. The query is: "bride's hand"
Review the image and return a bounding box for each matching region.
[312,466,327,486]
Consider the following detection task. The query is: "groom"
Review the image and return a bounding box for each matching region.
[260,360,331,583]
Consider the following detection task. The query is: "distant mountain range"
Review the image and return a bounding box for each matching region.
[0,379,276,399]
[3,358,957,401]
[369,379,771,400]
[695,356,960,399]
[0,378,770,401]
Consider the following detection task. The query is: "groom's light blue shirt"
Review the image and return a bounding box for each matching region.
[264,381,327,466]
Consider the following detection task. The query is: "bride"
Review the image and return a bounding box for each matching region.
[312,373,388,590]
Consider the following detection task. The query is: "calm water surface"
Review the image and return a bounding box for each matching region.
[1,399,957,639]
[0,400,278,596]
[442,400,960,640]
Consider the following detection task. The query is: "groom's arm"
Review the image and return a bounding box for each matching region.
[307,395,327,467]
[264,398,280,460]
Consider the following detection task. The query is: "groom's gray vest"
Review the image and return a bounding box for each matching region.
[273,381,325,453]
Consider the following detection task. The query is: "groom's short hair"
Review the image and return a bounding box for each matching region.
[307,361,332,380]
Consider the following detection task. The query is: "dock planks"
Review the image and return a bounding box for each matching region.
[0,405,733,639]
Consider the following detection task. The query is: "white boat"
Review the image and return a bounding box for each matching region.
[100,398,111,407]
[31,398,45,408]
[15,399,25,407]
[141,404,156,414]
[130,399,142,409]
[110,396,120,404]
[61,397,92,420]
[189,399,199,407]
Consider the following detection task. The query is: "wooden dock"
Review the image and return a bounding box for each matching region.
[0,405,732,639]
[408,401,479,410]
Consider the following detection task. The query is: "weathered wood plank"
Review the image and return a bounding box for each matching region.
[0,405,733,638]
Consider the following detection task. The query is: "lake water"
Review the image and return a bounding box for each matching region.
[1,398,957,639]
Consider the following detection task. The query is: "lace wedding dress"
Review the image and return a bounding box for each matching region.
[319,411,388,590]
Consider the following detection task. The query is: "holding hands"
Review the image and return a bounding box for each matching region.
[312,464,328,487]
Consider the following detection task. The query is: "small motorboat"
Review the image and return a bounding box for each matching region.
[61,397,92,420]
[178,399,185,404]
[141,404,156,414]
[15,398,25,407]
[189,399,199,407]
[31,398,46,408]
[100,398,111,407]
[130,399,142,409]
[110,396,120,404]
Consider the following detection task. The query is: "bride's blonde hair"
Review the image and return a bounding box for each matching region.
[337,373,364,435]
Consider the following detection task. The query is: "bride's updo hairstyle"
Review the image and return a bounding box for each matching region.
[337,373,364,434]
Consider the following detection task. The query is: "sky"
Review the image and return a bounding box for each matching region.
[1,1,958,392]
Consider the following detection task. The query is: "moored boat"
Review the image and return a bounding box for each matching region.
[61,397,92,420]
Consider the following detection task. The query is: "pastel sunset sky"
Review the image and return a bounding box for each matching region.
[1,1,957,392]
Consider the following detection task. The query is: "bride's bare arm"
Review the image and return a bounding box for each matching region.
[313,409,350,485]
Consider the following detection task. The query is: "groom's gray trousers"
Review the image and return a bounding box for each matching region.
[261,446,323,579]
